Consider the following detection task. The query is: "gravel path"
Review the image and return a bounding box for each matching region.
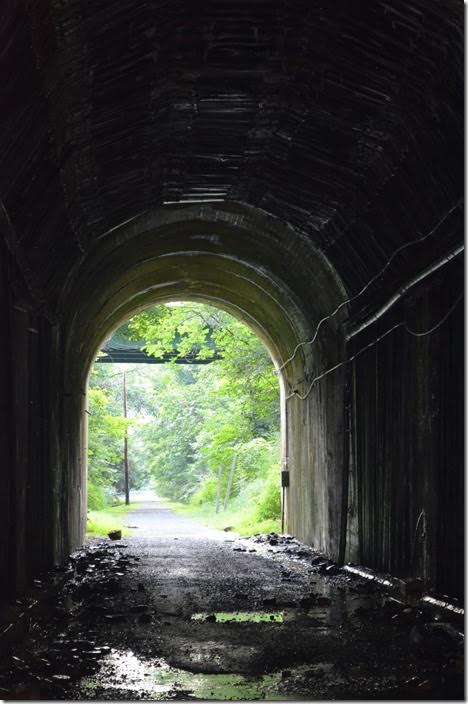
[125,492,224,539]
[0,496,463,700]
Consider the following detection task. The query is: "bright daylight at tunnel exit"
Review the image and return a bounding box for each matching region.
[0,0,464,701]
[86,302,283,541]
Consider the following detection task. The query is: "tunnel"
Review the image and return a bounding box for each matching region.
[0,0,464,696]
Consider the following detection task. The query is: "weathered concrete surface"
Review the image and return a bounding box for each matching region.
[0,0,463,603]
[59,203,348,567]
[0,503,463,700]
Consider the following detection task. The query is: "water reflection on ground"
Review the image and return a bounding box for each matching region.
[79,648,304,701]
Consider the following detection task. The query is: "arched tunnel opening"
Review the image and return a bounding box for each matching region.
[60,205,348,560]
[0,1,463,699]
[85,298,285,539]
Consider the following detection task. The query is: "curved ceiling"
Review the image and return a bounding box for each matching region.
[61,203,347,388]
[1,0,463,330]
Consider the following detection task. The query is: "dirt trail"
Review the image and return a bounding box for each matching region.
[124,493,225,539]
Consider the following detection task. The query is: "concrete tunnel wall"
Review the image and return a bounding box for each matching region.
[57,203,349,569]
[0,201,463,602]
[0,0,463,604]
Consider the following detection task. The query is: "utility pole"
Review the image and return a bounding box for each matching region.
[123,371,130,505]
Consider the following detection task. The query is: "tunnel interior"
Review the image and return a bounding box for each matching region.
[63,203,348,569]
[0,0,463,609]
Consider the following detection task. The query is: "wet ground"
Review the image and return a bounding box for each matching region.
[0,498,463,700]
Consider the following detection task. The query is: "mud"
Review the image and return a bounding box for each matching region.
[0,532,463,700]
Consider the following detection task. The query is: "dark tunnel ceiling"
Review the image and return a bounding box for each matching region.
[1,0,463,321]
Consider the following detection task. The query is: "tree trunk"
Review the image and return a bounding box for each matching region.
[223,453,236,510]
[215,466,222,513]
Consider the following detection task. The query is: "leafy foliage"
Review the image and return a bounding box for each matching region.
[87,364,151,504]
[87,302,281,528]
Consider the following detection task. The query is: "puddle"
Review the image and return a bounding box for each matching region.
[190,610,333,632]
[78,649,301,700]
[191,611,284,623]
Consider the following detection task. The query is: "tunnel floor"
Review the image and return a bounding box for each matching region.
[0,500,463,700]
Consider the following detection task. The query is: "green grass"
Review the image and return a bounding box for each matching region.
[86,501,139,538]
[164,499,281,536]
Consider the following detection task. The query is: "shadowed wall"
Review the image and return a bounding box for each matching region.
[0,0,463,600]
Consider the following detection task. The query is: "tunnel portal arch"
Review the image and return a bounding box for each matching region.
[86,295,288,534]
[56,202,349,565]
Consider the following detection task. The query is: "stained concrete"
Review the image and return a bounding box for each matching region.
[0,1,463,604]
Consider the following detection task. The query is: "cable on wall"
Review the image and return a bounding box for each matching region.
[347,243,464,341]
[277,200,462,373]
[286,292,463,402]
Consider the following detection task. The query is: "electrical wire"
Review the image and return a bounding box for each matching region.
[286,292,463,401]
[347,244,464,341]
[404,293,463,337]
[277,200,462,373]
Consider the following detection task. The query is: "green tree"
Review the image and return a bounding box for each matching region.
[86,363,151,506]
[127,303,280,505]
[87,384,128,507]
[87,302,282,528]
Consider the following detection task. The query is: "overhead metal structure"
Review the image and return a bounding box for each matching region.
[97,329,222,364]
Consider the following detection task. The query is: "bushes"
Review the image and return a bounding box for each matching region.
[183,442,281,535]
[168,469,281,536]
[190,476,220,506]
[234,435,280,488]
[87,480,107,510]
[255,471,281,521]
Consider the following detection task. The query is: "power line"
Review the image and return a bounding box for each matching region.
[404,293,463,337]
[277,200,462,373]
[286,292,463,402]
